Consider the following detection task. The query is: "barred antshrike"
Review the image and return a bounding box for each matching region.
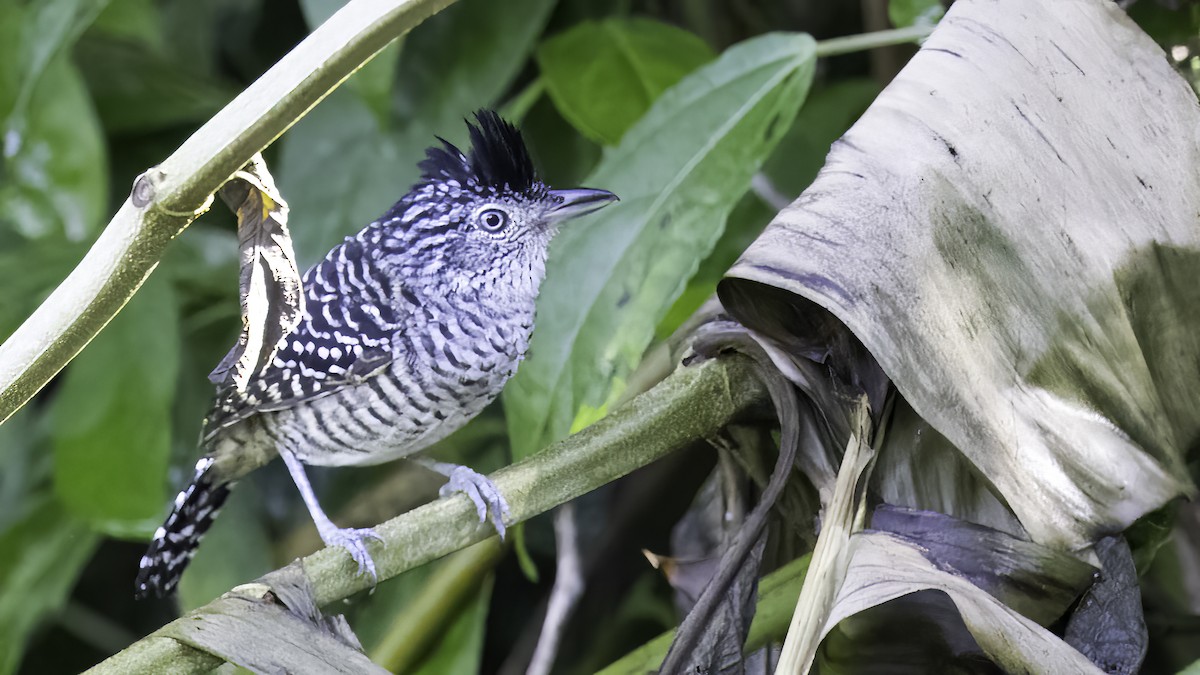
[135,111,617,598]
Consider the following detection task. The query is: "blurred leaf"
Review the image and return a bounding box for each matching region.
[0,54,107,241]
[89,0,163,50]
[298,0,400,121]
[1182,659,1200,675]
[0,0,107,241]
[354,540,500,672]
[521,93,601,189]
[0,497,100,675]
[52,275,179,538]
[1127,2,1200,49]
[298,0,344,27]
[279,0,556,263]
[537,18,715,145]
[723,0,1198,551]
[408,578,492,675]
[888,0,945,28]
[178,487,273,611]
[505,32,816,459]
[0,407,48,534]
[0,0,105,119]
[75,37,234,135]
[158,0,249,79]
[0,239,86,340]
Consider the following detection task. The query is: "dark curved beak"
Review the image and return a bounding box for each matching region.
[546,188,618,225]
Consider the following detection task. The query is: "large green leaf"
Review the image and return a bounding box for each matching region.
[51,275,180,537]
[298,0,399,120]
[504,32,816,459]
[408,578,492,675]
[0,55,106,242]
[537,18,715,145]
[722,0,1198,553]
[278,0,556,263]
[0,497,99,675]
[75,36,234,136]
[0,0,107,242]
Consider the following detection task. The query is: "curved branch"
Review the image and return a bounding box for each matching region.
[0,0,457,425]
[86,356,768,673]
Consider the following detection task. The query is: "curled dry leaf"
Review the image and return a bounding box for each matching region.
[210,154,303,392]
[721,0,1199,553]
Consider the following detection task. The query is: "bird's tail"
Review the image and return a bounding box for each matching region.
[134,457,233,599]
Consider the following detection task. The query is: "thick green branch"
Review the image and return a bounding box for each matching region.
[0,0,457,425]
[86,356,768,673]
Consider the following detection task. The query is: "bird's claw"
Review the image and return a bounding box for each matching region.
[322,526,384,582]
[440,466,511,539]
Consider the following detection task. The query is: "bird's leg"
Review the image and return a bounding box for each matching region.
[412,457,511,538]
[279,448,384,581]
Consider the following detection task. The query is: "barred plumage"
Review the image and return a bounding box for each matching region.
[135,111,616,599]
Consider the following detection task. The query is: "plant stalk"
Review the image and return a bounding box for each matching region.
[0,0,458,426]
[85,356,768,673]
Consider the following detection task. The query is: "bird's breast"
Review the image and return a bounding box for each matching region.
[275,309,533,467]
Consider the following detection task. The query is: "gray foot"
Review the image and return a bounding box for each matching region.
[320,526,384,581]
[440,466,511,538]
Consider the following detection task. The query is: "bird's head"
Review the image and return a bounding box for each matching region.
[382,110,616,303]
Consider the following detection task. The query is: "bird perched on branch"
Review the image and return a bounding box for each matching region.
[135,110,617,598]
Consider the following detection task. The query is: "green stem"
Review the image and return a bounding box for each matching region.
[815,24,934,58]
[0,0,458,426]
[85,356,768,673]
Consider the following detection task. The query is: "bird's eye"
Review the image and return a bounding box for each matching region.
[478,208,509,232]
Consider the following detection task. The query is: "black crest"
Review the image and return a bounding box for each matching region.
[418,110,539,192]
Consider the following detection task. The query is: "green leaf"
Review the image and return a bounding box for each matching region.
[504,32,816,459]
[537,18,715,145]
[52,275,180,538]
[75,36,234,135]
[0,0,107,241]
[761,78,880,198]
[278,0,556,263]
[298,0,400,121]
[408,578,492,675]
[89,0,163,50]
[0,0,106,120]
[0,54,107,241]
[0,239,86,341]
[888,0,944,29]
[0,407,48,533]
[0,497,100,675]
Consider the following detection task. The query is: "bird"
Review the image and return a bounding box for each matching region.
[134,110,617,599]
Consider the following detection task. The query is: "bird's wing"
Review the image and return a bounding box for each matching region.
[202,234,408,439]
